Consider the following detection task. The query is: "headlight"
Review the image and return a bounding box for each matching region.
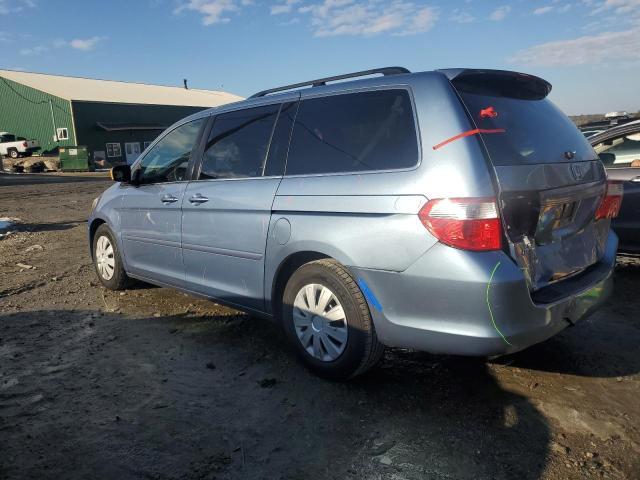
[91,196,100,212]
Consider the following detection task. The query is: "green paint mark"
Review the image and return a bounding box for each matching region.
[487,261,512,346]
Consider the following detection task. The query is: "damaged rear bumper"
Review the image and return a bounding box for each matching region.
[350,231,617,357]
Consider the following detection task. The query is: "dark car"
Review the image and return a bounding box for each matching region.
[590,120,640,253]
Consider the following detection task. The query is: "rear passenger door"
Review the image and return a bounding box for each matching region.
[181,99,298,311]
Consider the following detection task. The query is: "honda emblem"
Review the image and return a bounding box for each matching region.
[570,163,584,181]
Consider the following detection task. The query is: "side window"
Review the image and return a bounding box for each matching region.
[136,118,205,184]
[594,131,640,168]
[200,104,280,180]
[286,89,419,176]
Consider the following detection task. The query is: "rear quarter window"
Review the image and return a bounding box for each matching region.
[285,89,419,176]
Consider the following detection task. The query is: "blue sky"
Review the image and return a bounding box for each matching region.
[1,0,639,115]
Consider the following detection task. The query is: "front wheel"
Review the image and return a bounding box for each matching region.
[9,149,19,159]
[282,259,384,380]
[93,224,129,290]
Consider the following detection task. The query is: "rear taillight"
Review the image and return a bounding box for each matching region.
[418,198,502,251]
[595,181,623,220]
[22,141,28,148]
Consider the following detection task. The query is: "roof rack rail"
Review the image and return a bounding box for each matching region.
[249,67,411,98]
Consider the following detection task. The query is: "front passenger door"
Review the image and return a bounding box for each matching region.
[120,118,206,286]
[182,101,297,311]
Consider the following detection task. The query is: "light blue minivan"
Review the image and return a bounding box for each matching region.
[89,67,618,379]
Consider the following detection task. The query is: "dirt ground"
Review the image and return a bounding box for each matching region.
[1,172,639,480]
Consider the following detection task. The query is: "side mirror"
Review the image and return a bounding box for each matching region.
[110,164,131,183]
[598,152,616,166]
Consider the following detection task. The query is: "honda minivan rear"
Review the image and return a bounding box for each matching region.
[90,67,617,380]
[351,69,617,362]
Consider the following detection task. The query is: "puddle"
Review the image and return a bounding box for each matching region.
[0,217,20,237]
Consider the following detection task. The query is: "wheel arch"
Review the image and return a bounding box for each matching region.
[270,251,332,320]
[88,217,107,258]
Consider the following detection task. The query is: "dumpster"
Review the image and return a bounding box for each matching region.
[59,146,90,172]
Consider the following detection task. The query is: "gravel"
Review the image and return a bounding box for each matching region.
[1,172,639,480]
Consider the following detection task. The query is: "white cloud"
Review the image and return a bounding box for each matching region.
[450,8,475,23]
[295,1,438,37]
[591,0,640,15]
[533,6,554,15]
[0,0,35,15]
[509,27,640,66]
[69,36,105,51]
[20,36,105,55]
[278,17,300,26]
[174,0,239,25]
[271,0,300,15]
[401,7,438,35]
[172,0,438,35]
[489,5,511,21]
[19,44,48,55]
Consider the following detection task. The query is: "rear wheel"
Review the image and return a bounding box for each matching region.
[282,259,384,380]
[93,224,129,290]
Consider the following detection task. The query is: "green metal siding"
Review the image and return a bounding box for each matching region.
[0,76,76,154]
[72,101,206,164]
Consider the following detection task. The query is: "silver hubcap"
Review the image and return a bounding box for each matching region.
[95,235,115,280]
[293,283,348,362]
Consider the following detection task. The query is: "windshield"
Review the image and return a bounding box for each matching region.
[593,131,640,168]
[458,92,597,166]
[582,130,604,138]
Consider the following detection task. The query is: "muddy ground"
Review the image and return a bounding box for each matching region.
[0,172,639,480]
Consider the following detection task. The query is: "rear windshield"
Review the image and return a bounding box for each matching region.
[457,91,597,166]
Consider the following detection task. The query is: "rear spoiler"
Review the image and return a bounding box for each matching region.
[438,68,552,100]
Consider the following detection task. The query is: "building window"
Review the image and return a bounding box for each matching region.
[143,141,151,150]
[106,143,122,158]
[56,128,69,141]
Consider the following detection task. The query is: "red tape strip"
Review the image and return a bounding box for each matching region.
[432,128,506,151]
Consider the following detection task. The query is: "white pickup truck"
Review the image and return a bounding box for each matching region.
[0,132,40,159]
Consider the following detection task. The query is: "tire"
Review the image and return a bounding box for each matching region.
[9,149,19,159]
[92,224,129,290]
[282,259,384,380]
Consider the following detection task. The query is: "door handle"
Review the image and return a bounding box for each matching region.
[630,176,640,183]
[161,194,178,204]
[189,193,209,204]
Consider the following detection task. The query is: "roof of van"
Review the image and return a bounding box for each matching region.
[0,69,244,107]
